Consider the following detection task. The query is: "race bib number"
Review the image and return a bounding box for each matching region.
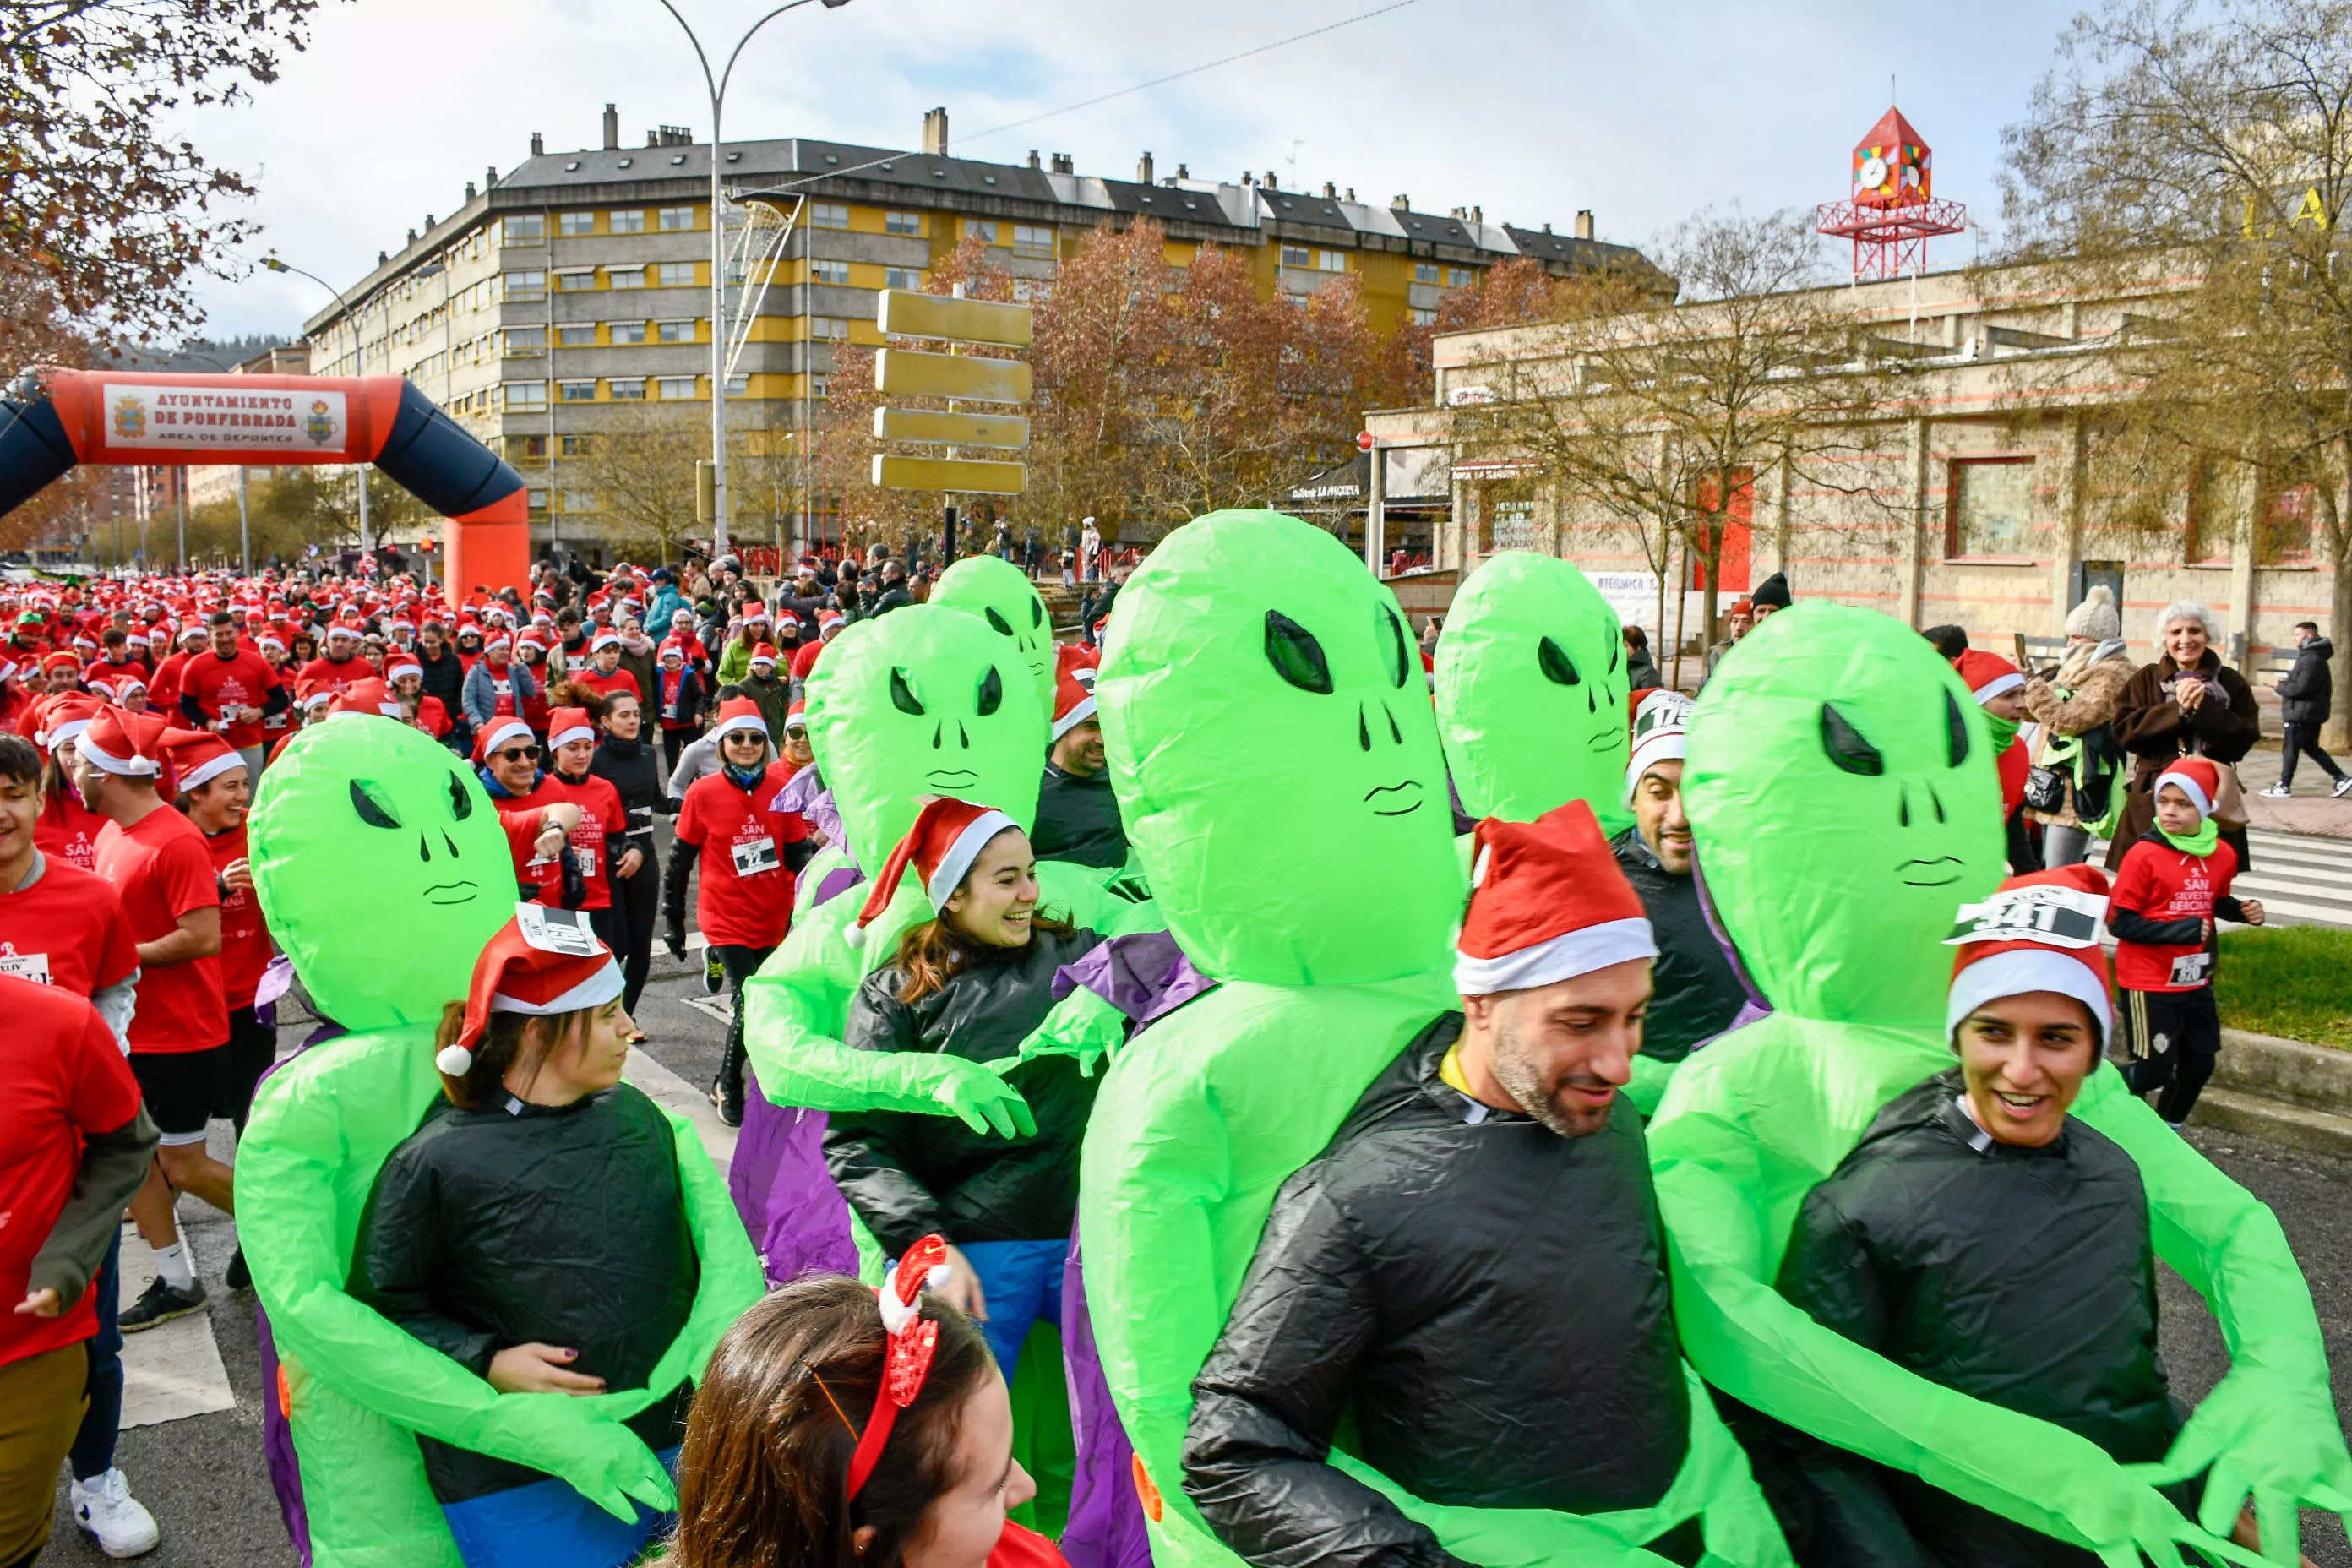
[515,903,602,956]
[1946,884,2109,947]
[732,836,781,876]
[0,950,52,984]
[575,846,596,879]
[2169,950,2213,988]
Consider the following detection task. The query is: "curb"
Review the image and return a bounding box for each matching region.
[2193,1028,2352,1158]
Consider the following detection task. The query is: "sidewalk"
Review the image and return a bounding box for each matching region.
[2227,742,2352,841]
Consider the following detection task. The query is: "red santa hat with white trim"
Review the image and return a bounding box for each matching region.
[76,708,173,781]
[385,653,423,683]
[160,728,247,792]
[749,642,780,672]
[1049,666,1097,742]
[1944,863,2115,1048]
[435,904,624,1076]
[846,796,1020,949]
[2151,756,2221,822]
[1453,800,1657,997]
[708,694,769,745]
[1953,648,2025,705]
[474,716,536,762]
[36,693,101,751]
[547,705,596,751]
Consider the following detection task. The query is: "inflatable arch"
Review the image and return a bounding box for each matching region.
[0,368,529,591]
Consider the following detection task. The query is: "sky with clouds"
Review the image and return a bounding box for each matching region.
[181,0,2082,341]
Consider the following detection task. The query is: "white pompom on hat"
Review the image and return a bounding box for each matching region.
[436,904,623,1076]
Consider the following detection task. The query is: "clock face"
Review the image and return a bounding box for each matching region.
[1858,155,1890,188]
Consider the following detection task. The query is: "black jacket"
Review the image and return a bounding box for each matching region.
[1184,1015,1691,1568]
[353,1086,700,1503]
[412,645,467,716]
[825,925,1105,1256]
[1611,828,1746,1063]
[1031,762,1128,869]
[2278,636,2334,726]
[1769,1072,2179,1568]
[589,732,672,859]
[867,585,916,618]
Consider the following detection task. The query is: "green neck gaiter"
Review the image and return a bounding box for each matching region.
[1982,709,2021,752]
[2159,815,2220,858]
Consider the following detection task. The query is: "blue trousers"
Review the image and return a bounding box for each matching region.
[68,1231,122,1480]
[441,1446,679,1568]
[957,1239,1067,1380]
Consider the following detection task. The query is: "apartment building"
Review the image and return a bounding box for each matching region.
[300,104,1652,554]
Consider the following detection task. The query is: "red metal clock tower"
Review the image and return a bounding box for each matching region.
[1816,106,1968,279]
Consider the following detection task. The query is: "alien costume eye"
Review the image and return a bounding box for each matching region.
[1264,611,1333,694]
[890,669,926,716]
[1819,704,1885,776]
[976,666,1004,716]
[1376,606,1410,689]
[1945,691,1971,767]
[445,773,473,820]
[1029,596,1044,629]
[1538,636,1581,686]
[984,607,1015,638]
[350,780,401,829]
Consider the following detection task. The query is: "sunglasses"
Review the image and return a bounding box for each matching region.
[494,745,542,762]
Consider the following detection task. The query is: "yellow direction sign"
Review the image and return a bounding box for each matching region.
[874,347,1032,405]
[873,455,1026,495]
[873,407,1028,449]
[877,290,1034,348]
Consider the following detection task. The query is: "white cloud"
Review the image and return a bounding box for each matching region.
[181,0,2073,340]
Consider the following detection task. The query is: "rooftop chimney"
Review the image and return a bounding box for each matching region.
[1391,193,1409,210]
[1137,151,1154,184]
[1344,186,1356,202]
[923,106,949,157]
[1322,181,1337,199]
[465,182,476,200]
[1263,170,1278,189]
[1176,162,1190,179]
[602,103,619,152]
[406,228,417,246]
[378,250,388,265]
[530,132,544,157]
[1574,209,1594,240]
[646,129,659,147]
[1050,152,1074,175]
[424,214,436,230]
[1027,149,1041,169]
[487,165,498,188]
[1471,204,1482,224]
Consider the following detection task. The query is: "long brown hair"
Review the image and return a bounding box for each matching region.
[672,1274,994,1568]
[431,1000,593,1109]
[890,905,1075,1007]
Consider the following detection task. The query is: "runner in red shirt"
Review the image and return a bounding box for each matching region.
[294,623,371,696]
[34,695,107,872]
[177,611,287,777]
[145,623,206,716]
[573,630,643,705]
[78,708,231,1331]
[472,716,580,906]
[790,611,845,687]
[661,697,814,1124]
[540,706,628,913]
[163,731,274,1134]
[0,734,139,1005]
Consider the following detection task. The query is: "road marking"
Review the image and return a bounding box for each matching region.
[116,1226,234,1429]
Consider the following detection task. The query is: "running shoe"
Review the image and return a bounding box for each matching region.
[119,1276,207,1332]
[69,1467,160,1558]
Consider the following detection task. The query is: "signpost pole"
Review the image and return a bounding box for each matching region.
[237,467,252,576]
[942,498,958,563]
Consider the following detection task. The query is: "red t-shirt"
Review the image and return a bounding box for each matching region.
[495,776,568,904]
[411,695,452,740]
[574,667,641,705]
[180,648,282,749]
[294,654,370,698]
[35,790,106,873]
[540,770,624,912]
[0,977,143,1368]
[204,821,271,1010]
[94,808,227,1054]
[147,650,190,714]
[675,764,808,948]
[0,854,139,999]
[84,656,150,687]
[2110,835,2241,993]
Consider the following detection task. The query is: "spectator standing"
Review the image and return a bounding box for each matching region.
[2023,586,2135,867]
[2107,601,2258,873]
[2266,620,2348,798]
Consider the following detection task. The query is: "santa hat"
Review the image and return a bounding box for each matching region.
[1624,690,1694,803]
[749,642,779,670]
[2152,756,2221,821]
[658,638,689,662]
[41,651,78,673]
[784,700,808,734]
[846,796,1019,949]
[324,623,357,642]
[1945,864,2114,1048]
[1454,800,1656,997]
[1057,641,1098,682]
[591,630,623,652]
[297,683,335,714]
[385,655,422,683]
[819,611,847,634]
[1954,648,2025,705]
[161,728,246,792]
[38,694,101,751]
[474,717,536,761]
[1050,667,1097,742]
[547,706,596,751]
[78,708,173,781]
[482,629,514,655]
[708,695,768,745]
[330,678,404,720]
[435,905,624,1075]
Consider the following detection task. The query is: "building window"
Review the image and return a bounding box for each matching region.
[884,266,923,291]
[608,321,646,345]
[811,316,852,340]
[1408,306,1438,326]
[810,258,851,286]
[608,266,647,289]
[811,202,850,229]
[656,261,695,286]
[503,214,544,243]
[1413,261,1440,285]
[503,270,546,302]
[656,319,696,343]
[1946,458,2039,558]
[558,211,595,237]
[502,326,546,356]
[2260,482,2317,566]
[561,489,597,512]
[558,379,598,402]
[1012,224,1054,254]
[503,381,547,411]
[554,269,598,291]
[559,435,591,457]
[557,323,598,347]
[1446,265,1476,286]
[609,210,646,234]
[610,377,645,400]
[656,376,697,400]
[965,219,999,244]
[808,373,830,399]
[511,434,547,460]
[725,373,749,397]
[885,210,923,236]
[658,206,695,231]
[525,486,549,510]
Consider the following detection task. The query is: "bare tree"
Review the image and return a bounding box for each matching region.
[564,405,705,563]
[2003,0,2352,743]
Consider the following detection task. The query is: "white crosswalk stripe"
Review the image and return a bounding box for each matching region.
[2088,828,2352,931]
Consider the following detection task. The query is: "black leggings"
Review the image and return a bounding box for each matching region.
[217,1003,278,1137]
[2279,721,2344,787]
[710,942,776,1094]
[590,841,660,1015]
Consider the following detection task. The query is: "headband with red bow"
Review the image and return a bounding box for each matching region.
[845,1234,951,1499]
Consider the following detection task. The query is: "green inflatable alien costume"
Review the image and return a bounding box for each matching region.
[1647,604,2350,1567]
[237,718,764,1568]
[934,553,1060,721]
[1077,509,1788,1568]
[1435,549,1634,836]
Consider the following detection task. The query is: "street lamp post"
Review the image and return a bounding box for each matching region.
[263,255,386,558]
[653,0,853,559]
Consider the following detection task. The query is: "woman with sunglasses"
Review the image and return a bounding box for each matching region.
[474,716,588,909]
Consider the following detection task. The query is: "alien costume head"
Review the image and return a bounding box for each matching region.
[1097,509,1459,986]
[251,717,514,1029]
[1435,551,1632,832]
[1683,602,2002,1026]
[934,554,1057,722]
[803,604,1046,870]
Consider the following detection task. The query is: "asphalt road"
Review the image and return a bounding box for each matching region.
[36,978,2352,1566]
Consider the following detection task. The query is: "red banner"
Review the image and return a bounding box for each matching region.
[41,370,407,468]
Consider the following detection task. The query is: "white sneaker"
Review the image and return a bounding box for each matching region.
[2258,784,2293,798]
[69,1467,160,1558]
[2334,776,2352,799]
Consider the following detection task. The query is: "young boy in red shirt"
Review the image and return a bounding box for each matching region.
[2106,756,2265,1128]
